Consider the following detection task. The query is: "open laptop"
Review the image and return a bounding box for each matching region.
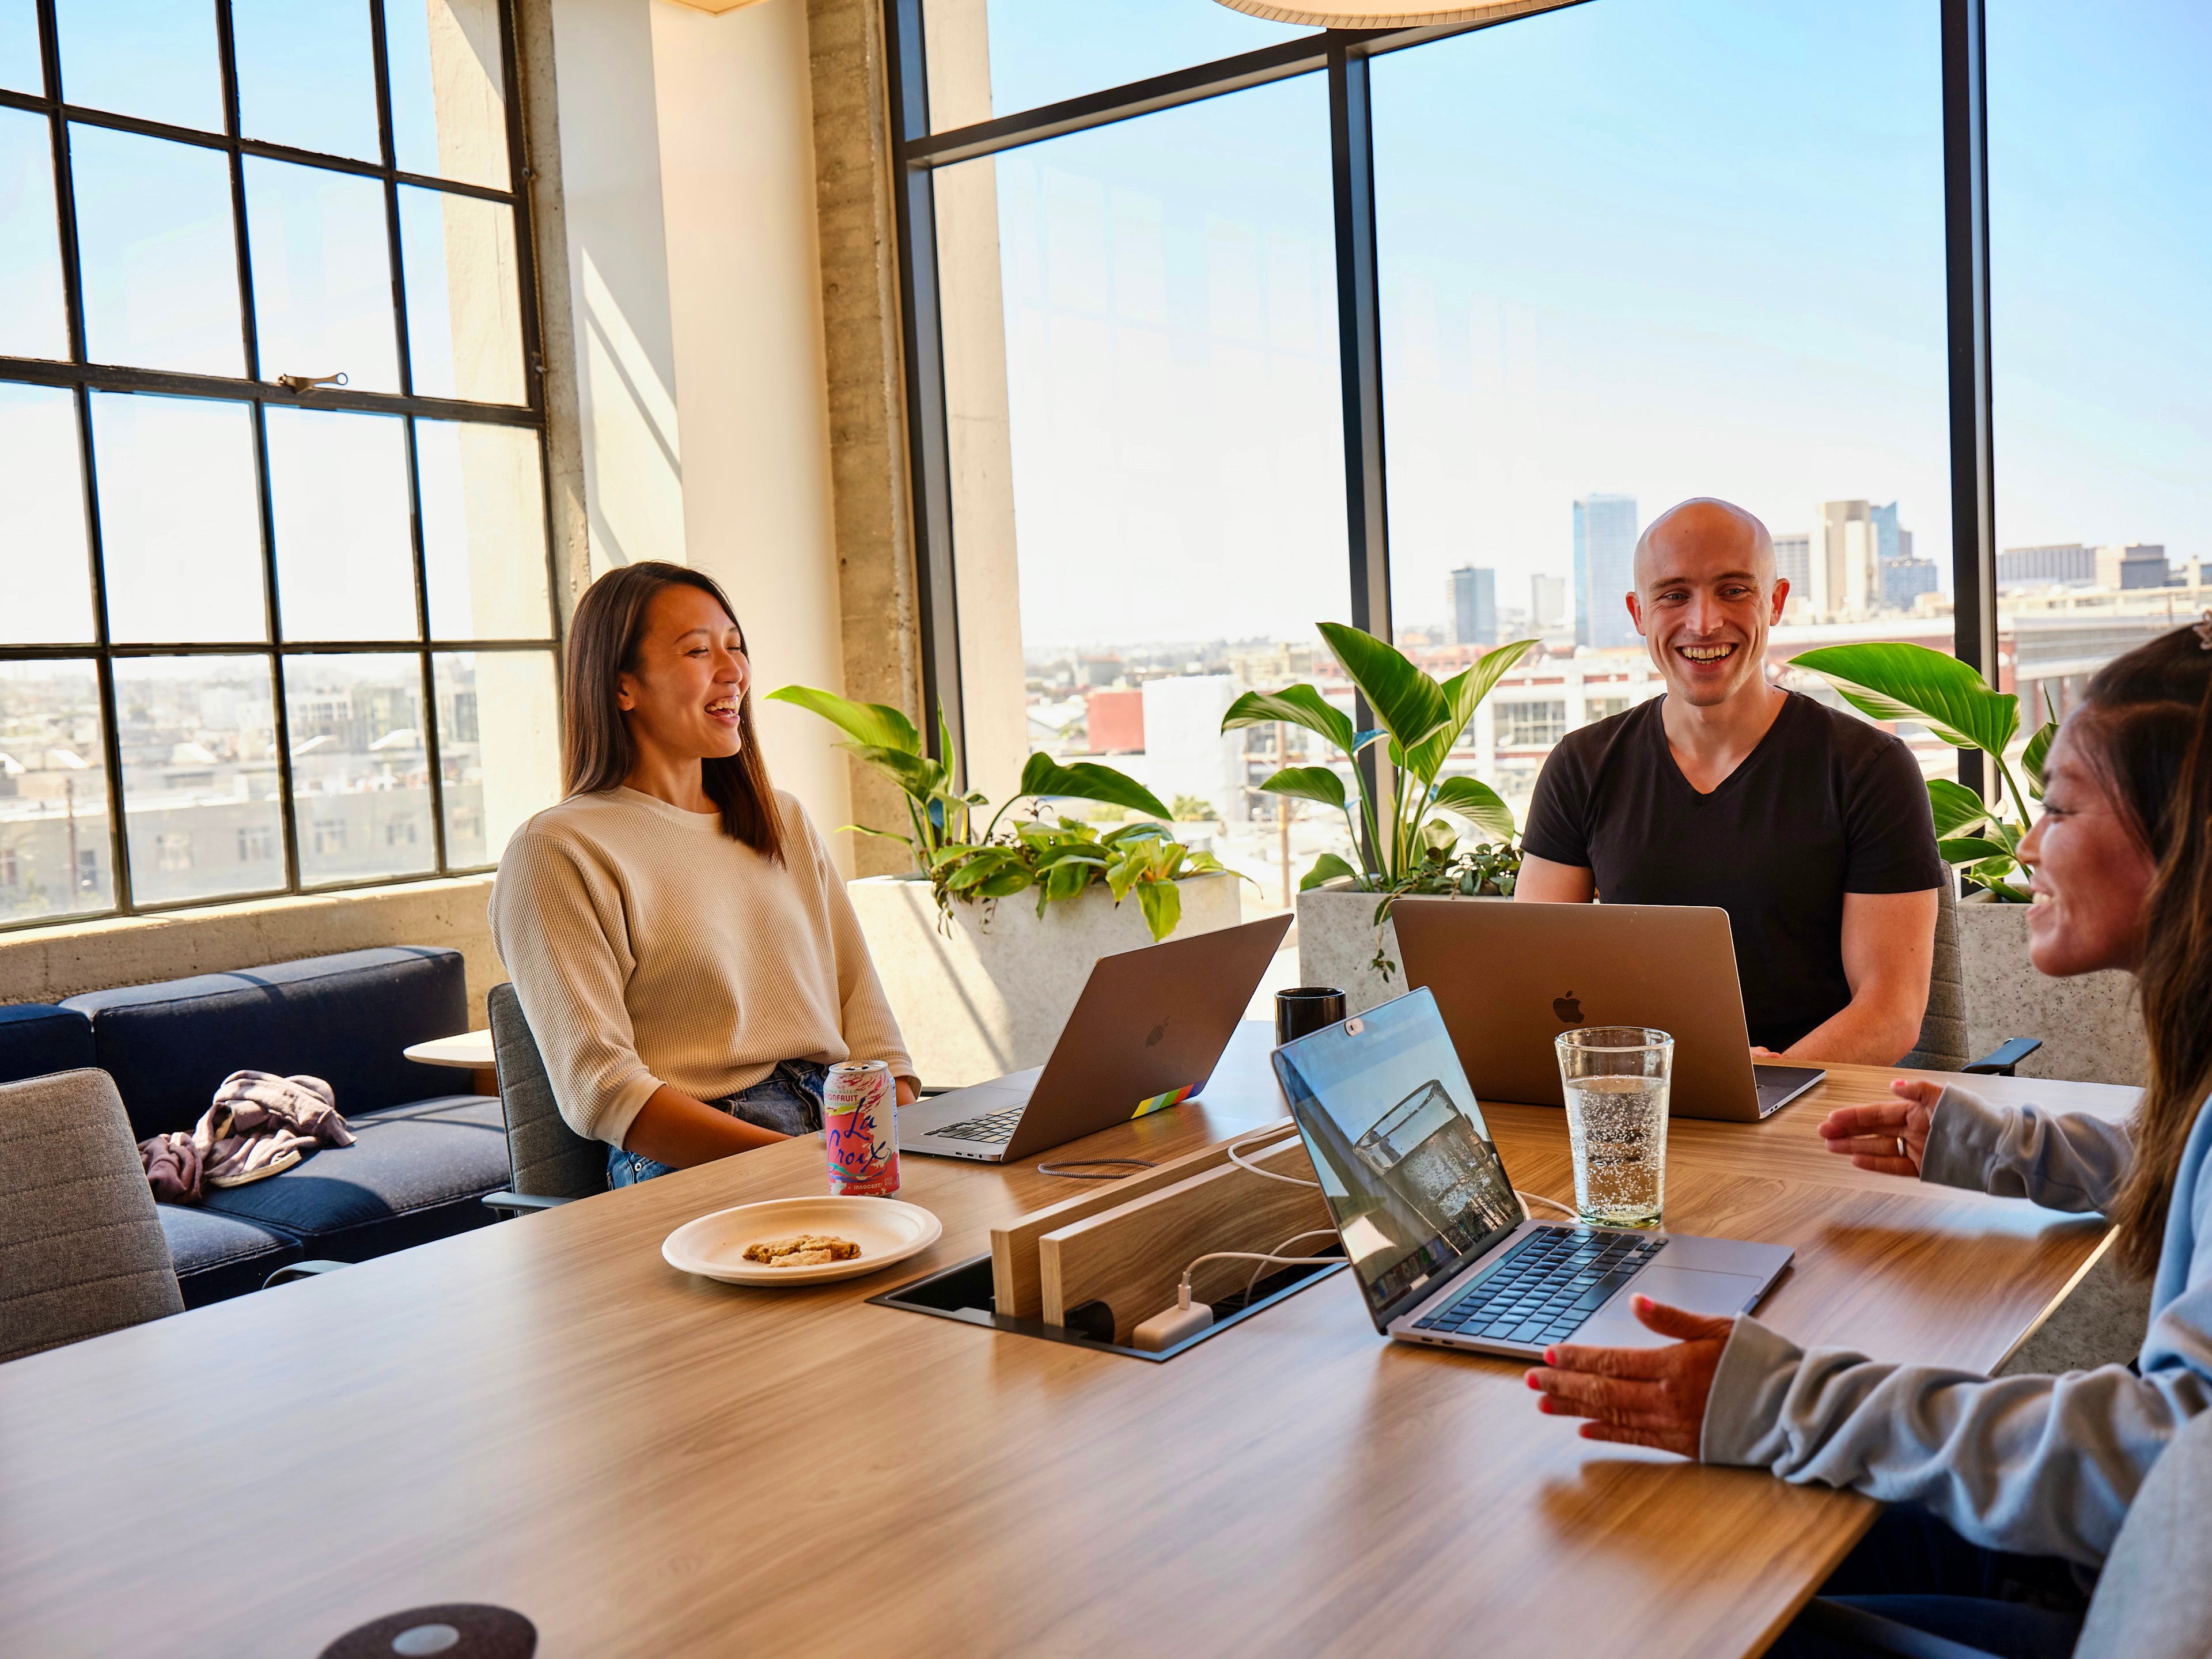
[1392,898,1825,1122]
[898,913,1293,1163]
[1273,988,1793,1357]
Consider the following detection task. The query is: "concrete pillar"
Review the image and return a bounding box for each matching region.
[805,0,925,873]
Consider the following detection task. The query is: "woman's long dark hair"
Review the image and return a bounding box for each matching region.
[2072,623,2212,1274]
[562,562,785,864]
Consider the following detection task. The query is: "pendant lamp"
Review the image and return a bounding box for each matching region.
[1212,0,1578,25]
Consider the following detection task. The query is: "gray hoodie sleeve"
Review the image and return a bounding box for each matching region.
[1916,1084,2133,1214]
[1698,1088,2212,1567]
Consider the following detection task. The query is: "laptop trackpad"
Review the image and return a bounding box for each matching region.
[1570,1265,1767,1348]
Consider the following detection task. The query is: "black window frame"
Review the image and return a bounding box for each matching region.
[0,0,560,933]
[881,0,1999,800]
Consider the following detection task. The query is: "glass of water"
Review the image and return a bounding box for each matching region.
[1554,1027,1674,1230]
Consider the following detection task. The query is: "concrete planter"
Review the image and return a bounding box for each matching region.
[849,872,1243,1088]
[1295,879,1508,1014]
[1958,892,2145,1086]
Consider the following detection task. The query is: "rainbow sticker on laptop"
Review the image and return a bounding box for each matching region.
[1132,1083,1198,1120]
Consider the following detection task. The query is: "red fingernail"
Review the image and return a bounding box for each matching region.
[1543,1347,1558,1364]
[1524,1370,1540,1388]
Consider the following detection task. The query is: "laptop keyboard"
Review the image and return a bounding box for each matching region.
[1412,1227,1665,1347]
[929,1104,1026,1143]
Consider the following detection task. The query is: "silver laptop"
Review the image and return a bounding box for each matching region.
[1274,988,1792,1357]
[899,914,1292,1163]
[1392,898,1825,1122]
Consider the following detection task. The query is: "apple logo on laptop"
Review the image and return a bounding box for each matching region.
[1553,991,1585,1026]
[1145,1017,1169,1048]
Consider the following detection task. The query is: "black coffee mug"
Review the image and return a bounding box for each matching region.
[1276,986,1348,1047]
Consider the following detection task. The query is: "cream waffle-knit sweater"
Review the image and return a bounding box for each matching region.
[490,786,913,1149]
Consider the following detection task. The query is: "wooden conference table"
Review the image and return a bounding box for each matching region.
[0,1025,2134,1658]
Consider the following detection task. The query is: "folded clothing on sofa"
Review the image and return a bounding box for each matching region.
[139,1071,354,1204]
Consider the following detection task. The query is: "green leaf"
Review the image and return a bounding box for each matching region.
[1402,639,1538,783]
[944,850,1016,891]
[765,685,921,755]
[1789,643,2018,756]
[1220,685,1357,755]
[1044,859,1094,903]
[1938,836,2014,865]
[1299,852,1358,892]
[975,865,1033,898]
[1135,877,1181,942]
[1317,622,1449,756]
[839,822,918,848]
[1100,820,1170,845]
[1017,752,1170,819]
[1259,765,1347,809]
[1430,775,1516,841]
[1926,777,1991,839]
[2022,720,2057,797]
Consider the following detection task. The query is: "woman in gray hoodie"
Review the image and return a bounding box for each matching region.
[1528,622,2212,1659]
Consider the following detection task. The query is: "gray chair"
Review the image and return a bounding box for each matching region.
[1794,1404,2212,1657]
[0,1069,183,1362]
[1902,882,2041,1077]
[482,982,605,1214]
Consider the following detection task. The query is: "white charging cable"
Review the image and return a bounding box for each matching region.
[1243,1228,1340,1301]
[1516,1189,1578,1220]
[1225,1126,1320,1187]
[1178,1249,1340,1309]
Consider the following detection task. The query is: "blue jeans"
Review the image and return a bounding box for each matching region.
[1766,1506,2090,1659]
[605,1059,829,1187]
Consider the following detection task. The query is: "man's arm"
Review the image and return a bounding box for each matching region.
[1778,888,1937,1065]
[1514,854,1596,903]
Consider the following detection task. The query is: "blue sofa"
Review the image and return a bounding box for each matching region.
[0,948,509,1307]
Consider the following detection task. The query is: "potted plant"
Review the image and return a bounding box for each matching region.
[1221,623,1534,1012]
[768,685,1247,1085]
[1789,642,2143,1084]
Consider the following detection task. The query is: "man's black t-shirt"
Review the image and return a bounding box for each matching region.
[1519,691,1944,1052]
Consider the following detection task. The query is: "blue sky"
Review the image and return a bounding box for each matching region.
[963,0,2209,647]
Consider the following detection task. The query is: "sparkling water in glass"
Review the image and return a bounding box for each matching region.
[1554,1027,1673,1229]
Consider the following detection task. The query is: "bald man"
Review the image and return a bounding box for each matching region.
[1517,498,1942,1064]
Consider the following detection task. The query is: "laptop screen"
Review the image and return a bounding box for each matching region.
[1271,988,1525,1331]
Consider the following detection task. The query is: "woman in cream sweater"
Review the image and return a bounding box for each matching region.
[491,562,915,1185]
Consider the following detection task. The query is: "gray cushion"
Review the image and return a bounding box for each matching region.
[197,1094,510,1261]
[487,982,605,1200]
[1899,881,1968,1071]
[2075,1406,2212,1657]
[156,1205,302,1309]
[0,1069,183,1363]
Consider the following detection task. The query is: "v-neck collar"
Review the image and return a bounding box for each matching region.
[1649,690,1801,801]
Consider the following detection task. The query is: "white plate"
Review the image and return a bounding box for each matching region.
[661,1195,942,1286]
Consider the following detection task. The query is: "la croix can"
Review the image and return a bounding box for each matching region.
[823,1059,900,1196]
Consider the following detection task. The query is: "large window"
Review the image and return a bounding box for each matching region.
[1988,0,2212,755]
[0,0,557,929]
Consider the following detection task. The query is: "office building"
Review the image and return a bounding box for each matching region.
[1998,543,2096,589]
[1529,573,1567,632]
[1881,557,1939,609]
[1810,499,1880,620]
[2096,543,2171,590]
[1446,565,1498,646]
[1774,533,1811,597]
[1573,494,1639,649]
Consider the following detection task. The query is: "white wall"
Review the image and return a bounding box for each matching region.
[542,0,853,865]
[548,0,690,574]
[649,0,853,868]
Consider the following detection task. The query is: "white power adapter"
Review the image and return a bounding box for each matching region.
[1132,1285,1214,1351]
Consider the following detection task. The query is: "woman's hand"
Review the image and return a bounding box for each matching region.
[1817,1078,1941,1177]
[896,1075,918,1108]
[1524,1296,1734,1457]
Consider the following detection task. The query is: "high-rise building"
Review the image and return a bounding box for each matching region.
[1573,494,1639,649]
[1446,565,1498,646]
[2096,544,2171,590]
[1881,558,1938,609]
[1773,533,1811,596]
[1998,543,2094,589]
[1871,501,1902,565]
[1811,499,1879,619]
[1530,573,1566,633]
